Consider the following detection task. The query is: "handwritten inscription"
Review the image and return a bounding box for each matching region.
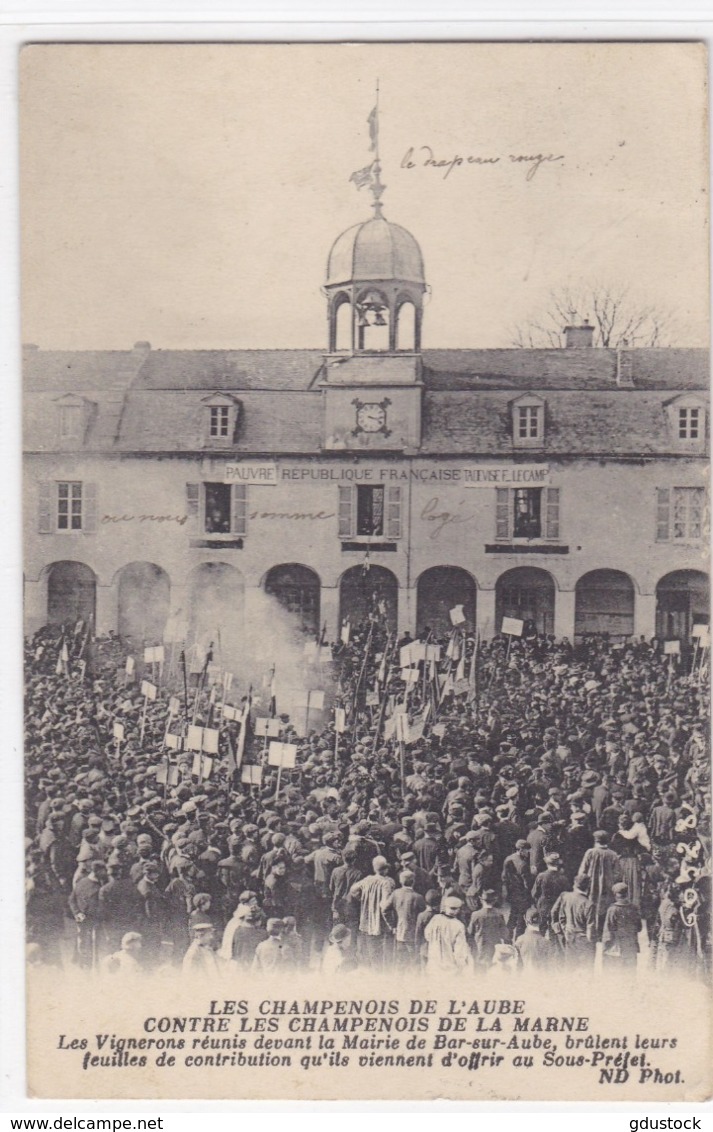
[421,496,475,540]
[402,146,565,181]
[248,510,335,522]
[101,514,188,525]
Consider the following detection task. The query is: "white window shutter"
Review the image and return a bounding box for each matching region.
[186,484,200,516]
[495,488,510,540]
[231,484,247,535]
[386,486,402,538]
[82,483,97,534]
[338,485,353,537]
[38,482,52,533]
[656,488,670,541]
[545,487,560,540]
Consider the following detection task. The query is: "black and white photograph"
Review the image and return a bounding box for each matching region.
[18,41,711,1101]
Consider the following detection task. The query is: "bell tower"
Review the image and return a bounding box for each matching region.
[320,97,427,452]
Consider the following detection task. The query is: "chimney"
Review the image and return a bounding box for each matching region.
[616,339,634,388]
[563,318,594,348]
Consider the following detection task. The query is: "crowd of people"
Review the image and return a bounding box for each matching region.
[24,611,711,981]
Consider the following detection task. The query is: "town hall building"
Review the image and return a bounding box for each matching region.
[23,185,709,654]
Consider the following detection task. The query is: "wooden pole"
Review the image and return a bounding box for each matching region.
[140,694,148,745]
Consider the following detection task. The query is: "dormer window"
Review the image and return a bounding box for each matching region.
[665,395,706,451]
[678,406,701,440]
[511,395,545,448]
[202,392,240,447]
[55,393,90,446]
[209,405,230,439]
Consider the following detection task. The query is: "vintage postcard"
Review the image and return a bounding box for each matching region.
[20,42,710,1100]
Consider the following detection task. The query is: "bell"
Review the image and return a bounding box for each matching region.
[374,312,387,326]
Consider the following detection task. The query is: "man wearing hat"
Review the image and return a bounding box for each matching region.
[253,919,291,973]
[350,856,396,967]
[502,840,534,941]
[602,882,643,968]
[468,889,509,968]
[550,874,596,967]
[423,893,471,974]
[321,923,357,976]
[182,921,221,977]
[101,931,143,977]
[579,831,622,941]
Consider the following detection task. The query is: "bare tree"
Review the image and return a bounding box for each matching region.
[510,282,678,348]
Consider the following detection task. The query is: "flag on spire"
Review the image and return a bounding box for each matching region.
[367,105,378,152]
[349,162,375,190]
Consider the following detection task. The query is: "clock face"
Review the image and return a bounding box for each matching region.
[356,403,387,433]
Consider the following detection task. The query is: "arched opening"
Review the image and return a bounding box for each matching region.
[188,563,245,659]
[656,569,709,641]
[396,300,416,351]
[495,567,555,637]
[416,567,476,637]
[574,569,635,639]
[334,295,352,352]
[117,562,170,647]
[356,289,389,352]
[46,561,96,627]
[264,564,320,637]
[339,565,398,634]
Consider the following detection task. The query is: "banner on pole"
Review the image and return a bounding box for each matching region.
[268,741,297,769]
[187,725,204,751]
[449,604,466,626]
[501,616,524,637]
[165,733,181,750]
[202,727,220,754]
[112,722,124,742]
[254,717,281,738]
[141,680,157,700]
[664,640,681,655]
[241,765,263,786]
[334,707,346,733]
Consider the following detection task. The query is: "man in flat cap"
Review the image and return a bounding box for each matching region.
[602,882,643,969]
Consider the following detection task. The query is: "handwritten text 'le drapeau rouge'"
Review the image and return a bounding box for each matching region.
[401,146,565,181]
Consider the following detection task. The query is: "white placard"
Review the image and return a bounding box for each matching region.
[334,707,346,734]
[664,640,681,655]
[141,680,157,700]
[112,722,124,741]
[143,646,155,663]
[268,741,297,769]
[168,696,180,717]
[449,604,466,626]
[409,642,427,662]
[202,727,220,754]
[365,689,379,707]
[692,624,709,639]
[165,733,180,750]
[187,725,204,751]
[425,644,441,662]
[501,616,524,637]
[309,689,325,710]
[241,765,263,786]
[402,668,420,683]
[340,622,350,644]
[125,656,135,676]
[399,644,413,669]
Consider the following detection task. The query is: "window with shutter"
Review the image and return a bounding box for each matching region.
[656,489,670,541]
[186,484,200,517]
[338,485,353,538]
[385,486,402,538]
[545,487,560,540]
[495,488,510,540]
[231,484,248,535]
[38,482,52,533]
[82,483,97,534]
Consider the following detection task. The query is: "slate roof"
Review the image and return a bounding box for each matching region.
[23,344,710,457]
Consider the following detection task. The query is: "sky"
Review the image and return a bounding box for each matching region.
[20,41,710,350]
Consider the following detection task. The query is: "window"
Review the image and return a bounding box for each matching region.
[511,396,545,448]
[57,482,83,530]
[338,484,401,539]
[38,481,97,534]
[678,407,701,440]
[209,406,230,439]
[656,487,707,542]
[186,482,247,536]
[59,404,82,442]
[202,393,240,445]
[495,487,560,541]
